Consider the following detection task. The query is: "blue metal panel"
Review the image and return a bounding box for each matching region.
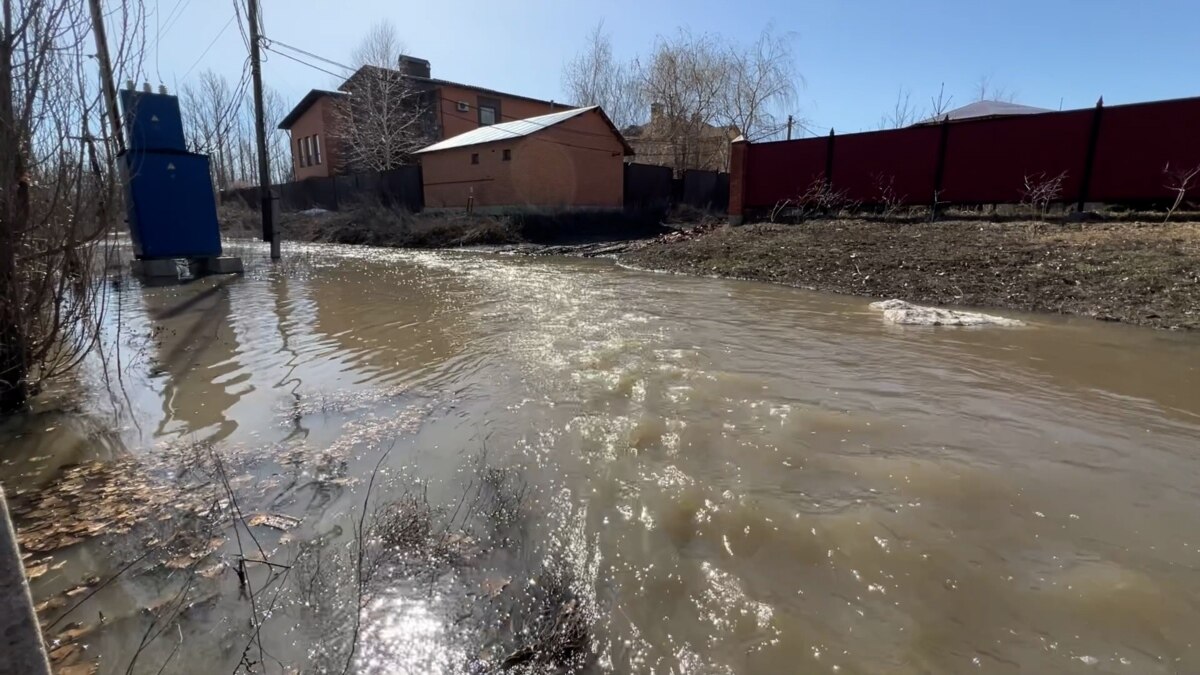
[122,151,222,259]
[120,89,188,153]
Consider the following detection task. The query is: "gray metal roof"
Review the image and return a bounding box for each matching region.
[916,99,1052,125]
[415,106,598,153]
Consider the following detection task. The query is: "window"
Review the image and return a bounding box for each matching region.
[471,153,479,165]
[303,136,314,167]
[479,106,497,125]
[502,149,511,161]
[313,134,322,165]
[296,138,305,167]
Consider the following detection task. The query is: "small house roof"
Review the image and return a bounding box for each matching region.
[415,106,634,155]
[916,99,1052,125]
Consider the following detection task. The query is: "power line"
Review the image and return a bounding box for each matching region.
[263,46,346,81]
[263,38,354,74]
[158,0,193,41]
[180,14,236,81]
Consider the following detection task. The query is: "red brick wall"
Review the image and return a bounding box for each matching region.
[436,84,565,139]
[287,96,341,180]
[421,110,623,210]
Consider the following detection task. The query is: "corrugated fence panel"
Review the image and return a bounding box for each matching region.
[745,138,827,207]
[941,110,1091,204]
[624,163,673,213]
[833,126,941,205]
[739,97,1200,210]
[1090,98,1200,202]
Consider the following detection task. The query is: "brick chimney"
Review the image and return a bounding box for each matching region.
[397,55,431,79]
[650,102,664,126]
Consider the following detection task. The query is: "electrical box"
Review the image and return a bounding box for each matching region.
[120,89,188,153]
[121,151,222,259]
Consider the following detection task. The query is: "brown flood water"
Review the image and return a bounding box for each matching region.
[3,242,1200,674]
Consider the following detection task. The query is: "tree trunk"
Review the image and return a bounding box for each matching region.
[0,28,30,412]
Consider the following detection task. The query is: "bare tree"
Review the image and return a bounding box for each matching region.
[1,0,146,411]
[879,87,919,129]
[334,24,428,172]
[560,21,643,129]
[635,29,730,171]
[351,19,404,69]
[567,25,799,172]
[722,26,800,141]
[929,82,953,119]
[975,75,1017,102]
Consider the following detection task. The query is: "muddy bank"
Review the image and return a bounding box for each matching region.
[221,204,668,249]
[620,219,1200,330]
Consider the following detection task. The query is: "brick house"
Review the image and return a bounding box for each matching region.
[416,106,633,212]
[622,102,740,175]
[277,56,572,179]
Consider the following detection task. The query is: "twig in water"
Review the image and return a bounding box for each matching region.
[342,438,397,675]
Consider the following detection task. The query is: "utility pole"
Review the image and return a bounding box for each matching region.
[246,0,278,259]
[87,0,125,155]
[786,115,794,141]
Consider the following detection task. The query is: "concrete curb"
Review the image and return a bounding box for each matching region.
[0,487,50,675]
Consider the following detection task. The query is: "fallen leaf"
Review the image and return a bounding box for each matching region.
[25,563,49,580]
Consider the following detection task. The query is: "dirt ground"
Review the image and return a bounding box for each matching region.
[621,219,1200,330]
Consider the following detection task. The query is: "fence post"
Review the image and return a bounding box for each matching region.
[728,136,749,225]
[1076,97,1104,213]
[931,115,951,219]
[824,128,836,186]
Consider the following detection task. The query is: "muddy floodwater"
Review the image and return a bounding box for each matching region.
[3,242,1200,674]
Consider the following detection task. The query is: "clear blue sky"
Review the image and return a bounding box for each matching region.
[147,0,1199,134]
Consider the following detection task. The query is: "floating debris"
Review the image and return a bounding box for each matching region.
[246,512,301,531]
[869,299,1025,327]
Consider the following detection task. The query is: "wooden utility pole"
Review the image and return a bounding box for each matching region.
[246,0,279,259]
[87,0,125,154]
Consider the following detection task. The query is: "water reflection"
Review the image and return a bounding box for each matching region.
[2,242,1198,674]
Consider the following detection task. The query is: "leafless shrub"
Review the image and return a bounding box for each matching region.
[1021,171,1067,221]
[1,0,148,411]
[496,565,591,672]
[798,176,853,217]
[873,174,906,217]
[1163,162,1200,223]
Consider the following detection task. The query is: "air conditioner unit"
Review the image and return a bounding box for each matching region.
[456,101,469,112]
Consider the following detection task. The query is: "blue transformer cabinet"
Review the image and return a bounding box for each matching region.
[119,87,223,259]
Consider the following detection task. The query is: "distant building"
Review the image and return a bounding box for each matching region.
[277,56,572,180]
[416,106,633,212]
[622,102,740,175]
[914,100,1052,125]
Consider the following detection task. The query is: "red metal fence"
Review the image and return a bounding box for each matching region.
[730,96,1200,219]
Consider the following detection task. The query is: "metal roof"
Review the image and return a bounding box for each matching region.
[416,106,602,153]
[916,100,1052,125]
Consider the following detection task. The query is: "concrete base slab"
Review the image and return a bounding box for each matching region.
[131,256,243,279]
[130,258,195,278]
[202,256,244,274]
